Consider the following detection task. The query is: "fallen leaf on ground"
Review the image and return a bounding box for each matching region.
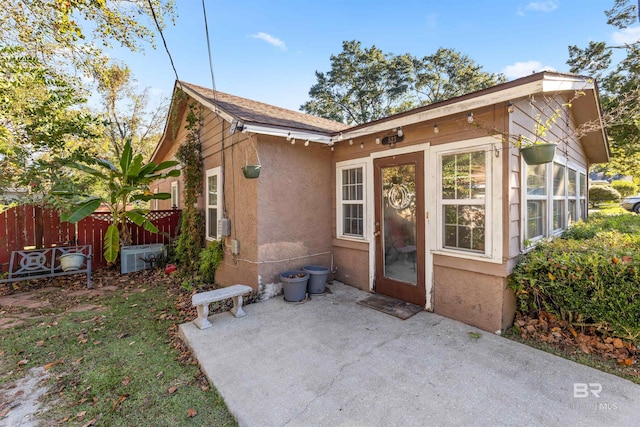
[36,340,45,347]
[168,386,178,394]
[76,411,86,420]
[17,359,29,366]
[122,377,131,386]
[81,418,97,427]
[111,394,129,411]
[156,371,164,378]
[613,338,624,349]
[44,360,63,370]
[187,408,197,418]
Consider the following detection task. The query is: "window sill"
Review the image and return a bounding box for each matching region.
[431,249,502,264]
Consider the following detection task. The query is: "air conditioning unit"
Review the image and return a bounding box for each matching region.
[121,244,166,274]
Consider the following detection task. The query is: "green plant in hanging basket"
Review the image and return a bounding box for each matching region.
[519,142,557,165]
[242,165,261,178]
[242,137,261,179]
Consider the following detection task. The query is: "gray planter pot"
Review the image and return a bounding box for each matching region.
[280,270,309,302]
[303,265,330,294]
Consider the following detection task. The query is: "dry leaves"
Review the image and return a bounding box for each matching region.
[168,386,178,394]
[44,360,63,370]
[111,394,129,411]
[515,312,638,371]
[186,408,197,418]
[121,377,131,386]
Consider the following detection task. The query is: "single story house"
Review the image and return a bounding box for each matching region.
[151,72,608,333]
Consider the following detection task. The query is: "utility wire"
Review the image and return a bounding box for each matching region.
[147,0,182,90]
[201,0,217,99]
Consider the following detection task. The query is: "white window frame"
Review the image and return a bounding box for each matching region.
[336,160,367,241]
[153,188,159,210]
[522,156,586,247]
[551,162,566,234]
[206,167,223,241]
[431,136,502,262]
[170,181,179,209]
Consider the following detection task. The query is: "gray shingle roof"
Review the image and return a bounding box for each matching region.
[180,81,347,134]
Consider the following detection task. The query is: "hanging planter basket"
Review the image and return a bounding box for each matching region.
[242,165,261,179]
[520,143,557,165]
[242,137,261,179]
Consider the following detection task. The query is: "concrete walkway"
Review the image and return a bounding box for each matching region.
[179,282,640,427]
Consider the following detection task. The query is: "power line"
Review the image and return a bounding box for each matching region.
[201,0,217,97]
[147,0,182,90]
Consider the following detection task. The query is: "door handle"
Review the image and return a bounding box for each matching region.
[374,231,381,237]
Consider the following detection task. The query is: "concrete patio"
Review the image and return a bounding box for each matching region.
[179,282,640,427]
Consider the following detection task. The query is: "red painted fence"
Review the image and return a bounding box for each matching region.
[0,205,181,271]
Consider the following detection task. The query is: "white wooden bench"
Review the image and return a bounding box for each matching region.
[191,284,253,329]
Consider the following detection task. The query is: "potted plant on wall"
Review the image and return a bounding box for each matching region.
[513,104,569,165]
[242,138,261,179]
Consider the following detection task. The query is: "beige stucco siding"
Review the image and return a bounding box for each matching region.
[256,135,333,285]
[433,265,512,333]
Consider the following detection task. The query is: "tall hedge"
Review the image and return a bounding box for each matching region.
[510,224,640,341]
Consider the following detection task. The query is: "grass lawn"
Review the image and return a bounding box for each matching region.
[0,272,237,426]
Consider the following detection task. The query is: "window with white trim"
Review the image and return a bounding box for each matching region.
[552,163,565,232]
[170,181,180,209]
[440,149,488,254]
[579,172,587,220]
[206,167,222,241]
[337,163,366,239]
[567,168,577,225]
[524,161,586,244]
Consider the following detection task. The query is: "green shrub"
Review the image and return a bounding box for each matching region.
[510,229,640,341]
[200,240,224,284]
[563,213,640,240]
[611,180,638,198]
[588,185,620,207]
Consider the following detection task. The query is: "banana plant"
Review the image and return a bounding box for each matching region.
[61,140,180,264]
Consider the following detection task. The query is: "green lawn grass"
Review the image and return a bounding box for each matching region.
[0,283,237,426]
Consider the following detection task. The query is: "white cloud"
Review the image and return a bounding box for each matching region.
[517,1,558,16]
[251,32,287,50]
[612,26,640,45]
[501,61,556,79]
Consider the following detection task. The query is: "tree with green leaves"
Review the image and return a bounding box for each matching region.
[0,46,102,203]
[301,41,505,125]
[61,140,179,264]
[93,62,169,162]
[0,1,175,204]
[567,0,640,177]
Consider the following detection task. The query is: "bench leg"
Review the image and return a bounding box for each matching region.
[193,304,213,329]
[230,295,246,318]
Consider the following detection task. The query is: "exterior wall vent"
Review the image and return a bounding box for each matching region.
[120,244,166,274]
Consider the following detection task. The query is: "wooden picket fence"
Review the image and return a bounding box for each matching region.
[0,205,181,271]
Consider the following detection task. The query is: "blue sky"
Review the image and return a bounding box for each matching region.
[107,0,640,112]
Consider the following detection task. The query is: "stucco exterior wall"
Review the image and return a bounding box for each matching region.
[332,240,369,291]
[433,265,513,333]
[256,135,333,286]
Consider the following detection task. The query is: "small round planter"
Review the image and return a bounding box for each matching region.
[520,143,557,165]
[303,265,330,294]
[59,253,86,271]
[242,165,261,179]
[280,270,309,302]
